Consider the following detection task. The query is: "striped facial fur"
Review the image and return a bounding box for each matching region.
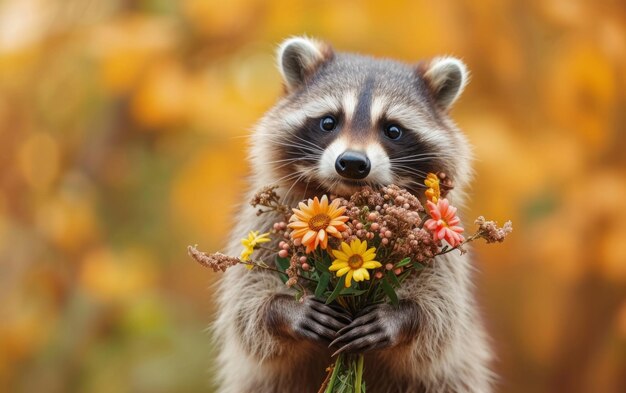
[252,37,473,203]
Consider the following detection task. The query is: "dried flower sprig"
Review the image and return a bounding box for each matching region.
[187,245,316,285]
[187,246,240,272]
[474,216,513,243]
[250,185,291,216]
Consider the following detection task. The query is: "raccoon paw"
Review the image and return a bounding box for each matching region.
[267,295,352,344]
[329,302,418,356]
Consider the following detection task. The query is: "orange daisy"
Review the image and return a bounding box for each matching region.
[288,195,349,253]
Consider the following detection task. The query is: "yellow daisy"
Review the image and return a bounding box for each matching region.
[329,239,382,287]
[240,231,271,268]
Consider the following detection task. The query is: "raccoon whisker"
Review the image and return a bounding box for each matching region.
[391,151,456,158]
[272,155,321,171]
[227,132,256,140]
[392,162,431,170]
[389,151,455,160]
[272,140,324,155]
[266,140,324,154]
[267,133,324,154]
[390,158,449,164]
[272,171,307,188]
[267,154,319,167]
[280,165,318,203]
[393,165,430,177]
[301,179,311,201]
[265,158,301,165]
[275,162,309,171]
[397,178,429,189]
[280,126,325,150]
[324,178,342,195]
[282,174,305,203]
[393,169,428,177]
[282,168,317,203]
[285,130,325,153]
[397,175,431,186]
[389,154,454,163]
[389,154,441,161]
[390,159,452,166]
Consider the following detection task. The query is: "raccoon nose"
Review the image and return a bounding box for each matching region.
[335,151,371,180]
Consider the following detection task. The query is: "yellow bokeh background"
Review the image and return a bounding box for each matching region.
[1,0,624,391]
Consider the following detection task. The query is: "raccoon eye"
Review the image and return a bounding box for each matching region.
[320,116,337,132]
[384,124,402,140]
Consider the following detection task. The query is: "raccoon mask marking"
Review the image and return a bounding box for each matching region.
[252,36,472,202]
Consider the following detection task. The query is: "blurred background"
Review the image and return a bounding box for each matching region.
[0,0,624,392]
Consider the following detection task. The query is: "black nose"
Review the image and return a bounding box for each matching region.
[335,150,371,180]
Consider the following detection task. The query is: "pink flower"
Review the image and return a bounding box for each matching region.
[423,198,465,247]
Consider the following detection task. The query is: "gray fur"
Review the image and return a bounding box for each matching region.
[212,37,493,392]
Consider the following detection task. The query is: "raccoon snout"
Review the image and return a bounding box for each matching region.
[335,150,371,180]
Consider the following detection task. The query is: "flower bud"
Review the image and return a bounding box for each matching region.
[374,271,384,279]
[278,250,289,258]
[385,263,394,271]
[302,263,311,271]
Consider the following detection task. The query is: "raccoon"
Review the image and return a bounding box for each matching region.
[212,37,493,393]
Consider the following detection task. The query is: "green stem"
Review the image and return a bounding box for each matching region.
[239,261,318,283]
[435,232,481,256]
[325,354,343,393]
[355,354,365,392]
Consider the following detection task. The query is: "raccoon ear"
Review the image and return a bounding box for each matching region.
[277,37,333,92]
[422,57,469,110]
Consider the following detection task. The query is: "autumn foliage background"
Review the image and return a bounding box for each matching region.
[1,0,625,392]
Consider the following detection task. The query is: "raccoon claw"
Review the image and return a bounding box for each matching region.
[309,297,353,324]
[329,302,417,356]
[296,296,352,343]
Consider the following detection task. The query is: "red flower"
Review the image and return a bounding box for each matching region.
[424,198,465,247]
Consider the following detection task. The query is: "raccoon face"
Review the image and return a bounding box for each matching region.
[254,37,473,201]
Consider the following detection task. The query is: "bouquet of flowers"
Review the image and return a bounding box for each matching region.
[188,173,512,392]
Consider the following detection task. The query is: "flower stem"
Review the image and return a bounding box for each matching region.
[435,232,482,256]
[355,354,365,392]
[325,354,343,393]
[239,261,318,283]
